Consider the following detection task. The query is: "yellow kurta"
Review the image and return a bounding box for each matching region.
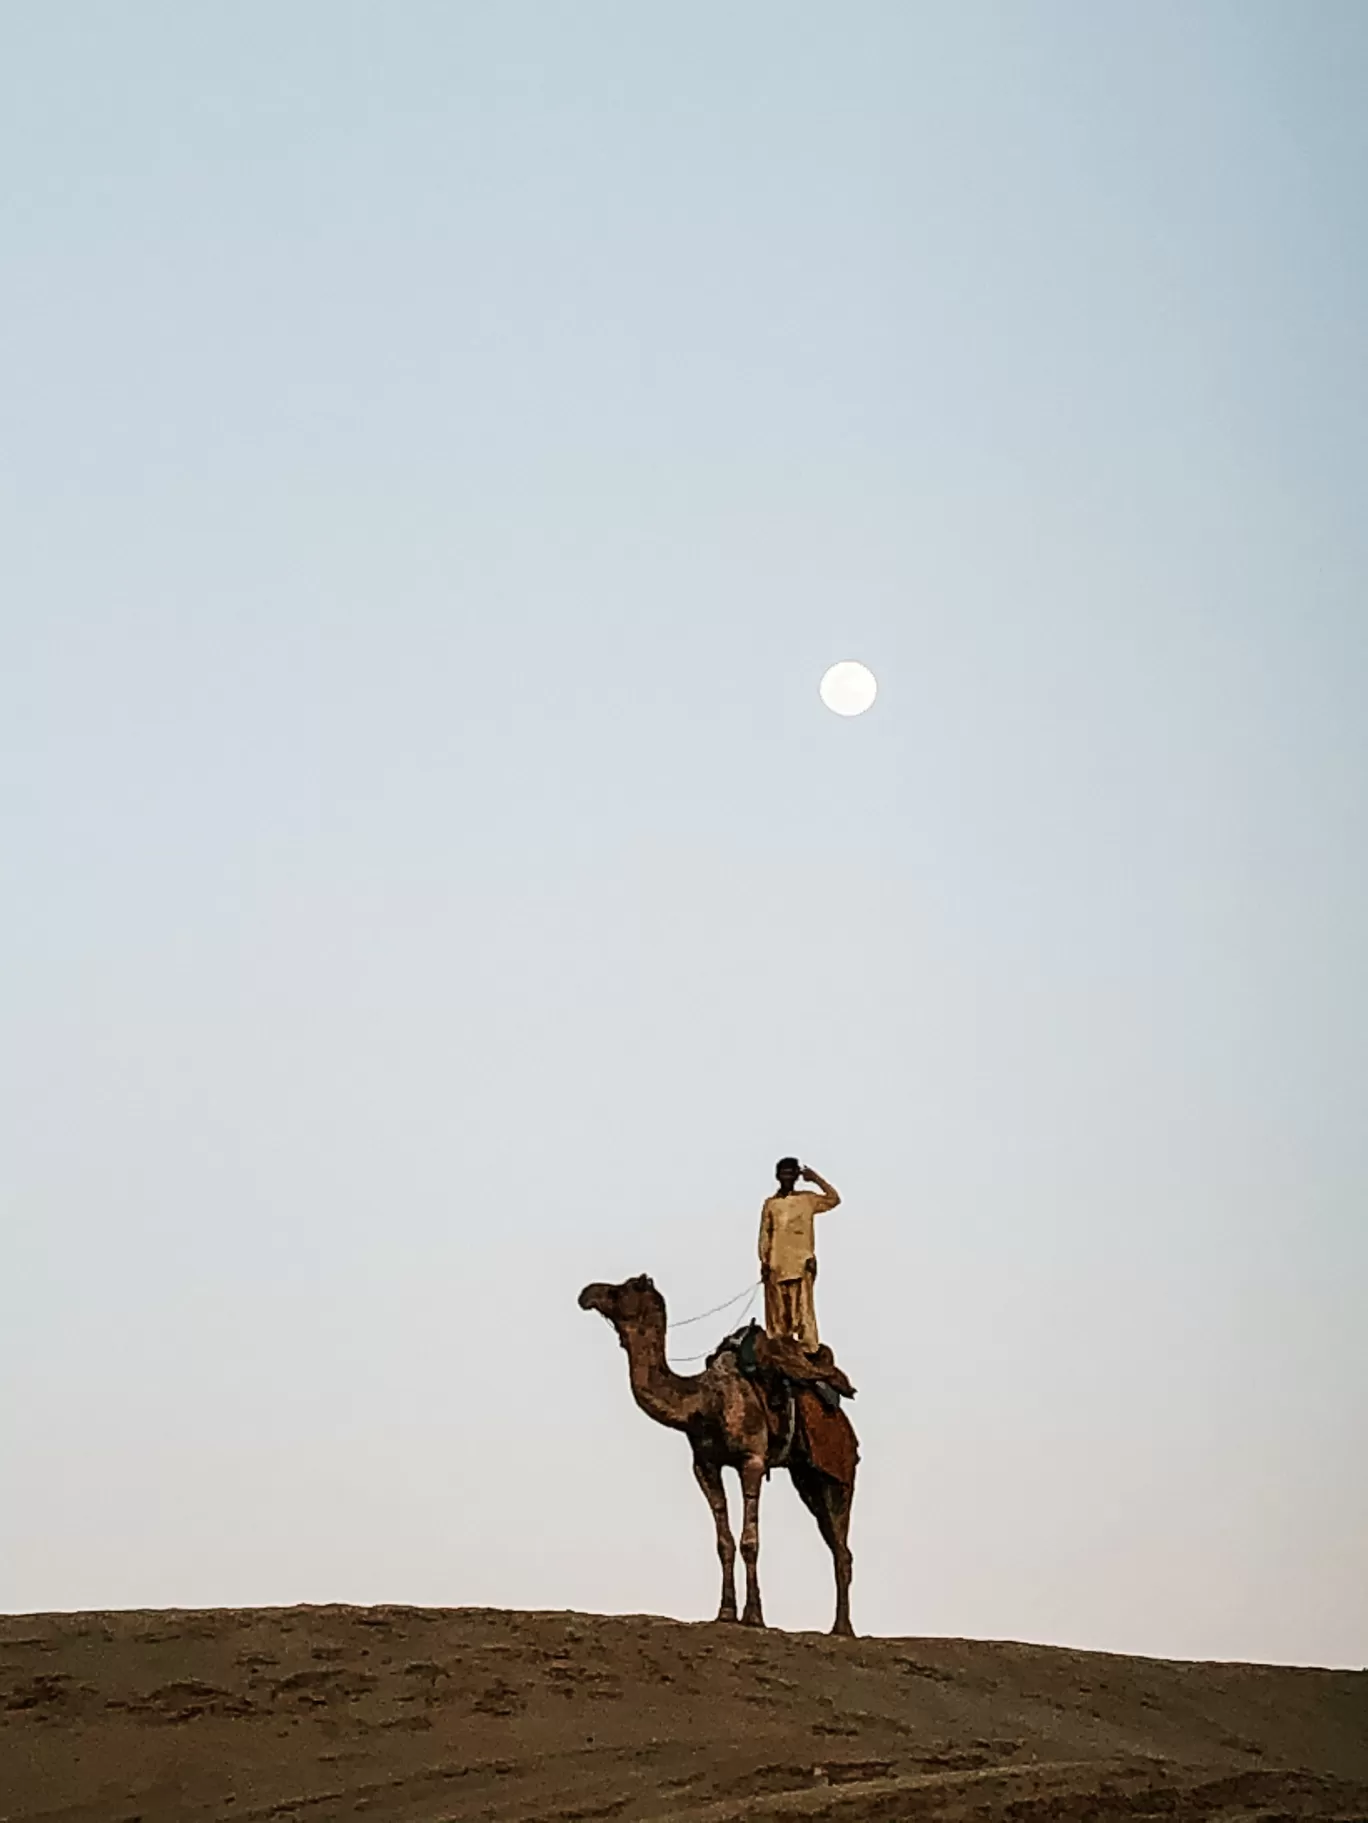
[758,1188,838,1350]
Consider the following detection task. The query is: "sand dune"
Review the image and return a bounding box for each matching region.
[1,1605,1365,1821]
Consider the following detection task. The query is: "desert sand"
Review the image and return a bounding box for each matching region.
[1,1605,1365,1821]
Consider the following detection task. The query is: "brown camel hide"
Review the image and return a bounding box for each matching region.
[579,1274,858,1635]
[794,1386,860,1485]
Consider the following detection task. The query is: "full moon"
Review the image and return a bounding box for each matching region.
[819,660,878,717]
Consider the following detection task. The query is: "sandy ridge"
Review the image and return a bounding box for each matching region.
[1,1605,1365,1822]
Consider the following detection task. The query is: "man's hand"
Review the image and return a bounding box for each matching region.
[800,1164,841,1209]
[801,1164,821,1184]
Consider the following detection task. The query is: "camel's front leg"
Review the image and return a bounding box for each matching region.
[693,1456,737,1623]
[738,1455,766,1627]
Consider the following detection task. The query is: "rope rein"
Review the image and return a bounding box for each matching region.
[666,1281,761,1365]
[666,1279,762,1330]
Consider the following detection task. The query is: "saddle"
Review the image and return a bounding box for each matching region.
[711,1320,857,1402]
[708,1322,859,1483]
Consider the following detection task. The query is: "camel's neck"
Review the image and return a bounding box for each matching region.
[616,1313,704,1431]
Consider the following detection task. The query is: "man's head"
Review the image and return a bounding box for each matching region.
[775,1156,800,1193]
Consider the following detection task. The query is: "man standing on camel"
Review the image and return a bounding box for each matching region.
[759,1159,840,1354]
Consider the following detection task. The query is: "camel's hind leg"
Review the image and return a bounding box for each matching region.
[692,1456,738,1623]
[791,1461,855,1637]
[738,1454,767,1627]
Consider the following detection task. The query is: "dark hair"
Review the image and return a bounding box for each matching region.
[775,1156,799,1174]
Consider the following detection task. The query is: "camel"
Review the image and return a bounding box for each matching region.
[578,1274,857,1636]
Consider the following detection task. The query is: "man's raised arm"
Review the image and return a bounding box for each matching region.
[801,1165,841,1213]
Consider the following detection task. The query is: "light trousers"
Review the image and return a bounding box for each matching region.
[763,1267,819,1351]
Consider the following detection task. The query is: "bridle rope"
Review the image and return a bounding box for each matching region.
[666,1280,761,1365]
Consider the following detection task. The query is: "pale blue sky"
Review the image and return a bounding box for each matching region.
[3,3,1365,1666]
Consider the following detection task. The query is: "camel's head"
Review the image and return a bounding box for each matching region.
[578,1274,665,1332]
